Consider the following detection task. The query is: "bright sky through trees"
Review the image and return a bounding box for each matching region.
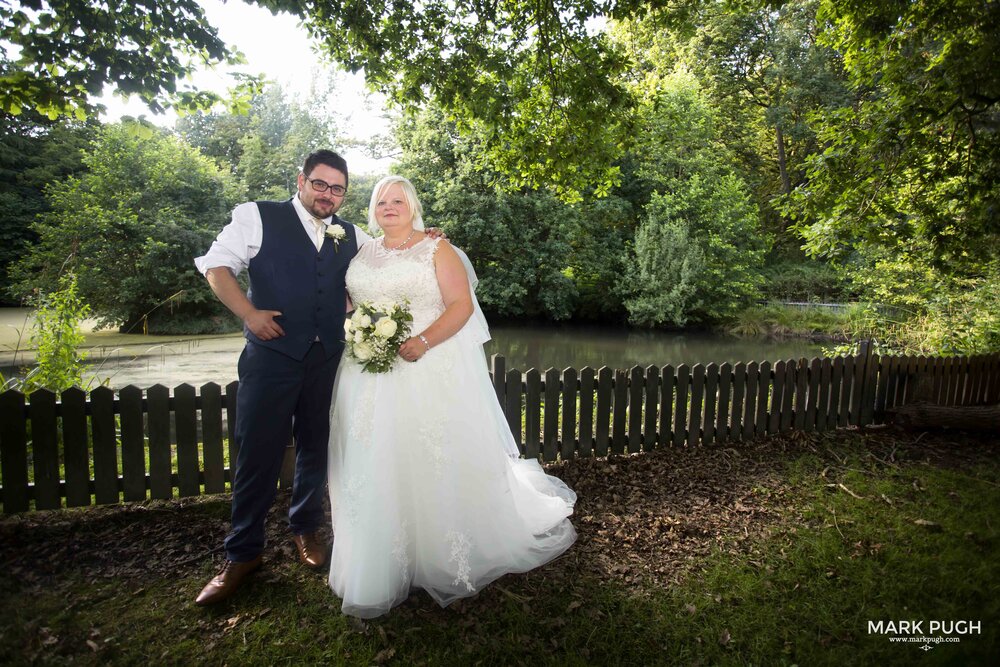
[97,0,394,175]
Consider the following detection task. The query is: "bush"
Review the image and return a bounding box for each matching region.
[623,176,767,327]
[760,259,850,302]
[622,216,704,327]
[841,281,1000,356]
[841,249,1000,356]
[19,273,91,392]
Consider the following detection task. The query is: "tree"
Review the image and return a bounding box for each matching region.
[172,106,253,173]
[336,173,379,233]
[562,192,637,322]
[784,0,1000,274]
[2,0,627,195]
[176,83,341,201]
[622,69,768,325]
[0,0,240,119]
[772,0,1000,354]
[614,1,849,242]
[623,172,767,326]
[10,121,236,334]
[691,0,849,232]
[394,107,578,320]
[0,103,94,301]
[695,1,848,194]
[274,0,711,199]
[4,0,705,197]
[844,244,1000,355]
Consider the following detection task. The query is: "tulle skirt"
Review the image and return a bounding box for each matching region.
[327,327,576,618]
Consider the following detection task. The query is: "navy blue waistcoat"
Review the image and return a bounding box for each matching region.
[245,200,358,360]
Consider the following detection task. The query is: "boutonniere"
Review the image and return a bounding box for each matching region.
[325,223,347,252]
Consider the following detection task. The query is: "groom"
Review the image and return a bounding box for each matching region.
[193,150,371,605]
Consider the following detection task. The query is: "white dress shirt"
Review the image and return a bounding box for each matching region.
[194,195,372,276]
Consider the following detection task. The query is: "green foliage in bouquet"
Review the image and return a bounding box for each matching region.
[344,301,414,374]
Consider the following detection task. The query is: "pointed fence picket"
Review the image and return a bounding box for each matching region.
[1,346,998,513]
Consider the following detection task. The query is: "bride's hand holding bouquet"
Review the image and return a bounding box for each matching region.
[344,300,413,373]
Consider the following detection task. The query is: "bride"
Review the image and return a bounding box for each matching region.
[327,175,577,618]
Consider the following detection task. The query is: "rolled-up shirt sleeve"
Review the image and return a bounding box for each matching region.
[194,202,262,276]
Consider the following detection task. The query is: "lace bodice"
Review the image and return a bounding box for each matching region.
[346,237,445,332]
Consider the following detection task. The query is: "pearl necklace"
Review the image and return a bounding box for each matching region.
[384,229,416,251]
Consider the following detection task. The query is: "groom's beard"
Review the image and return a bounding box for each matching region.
[311,200,337,217]
[300,192,340,219]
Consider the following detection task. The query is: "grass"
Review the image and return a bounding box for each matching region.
[725,303,855,339]
[1,428,998,665]
[680,452,999,664]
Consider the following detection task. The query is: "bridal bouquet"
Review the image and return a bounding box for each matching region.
[344,300,413,373]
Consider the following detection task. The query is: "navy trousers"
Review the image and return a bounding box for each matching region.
[224,340,342,562]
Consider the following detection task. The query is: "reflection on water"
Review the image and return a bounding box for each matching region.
[483,322,828,372]
[82,337,246,390]
[3,322,830,390]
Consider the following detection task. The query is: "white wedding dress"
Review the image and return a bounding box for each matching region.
[327,237,577,618]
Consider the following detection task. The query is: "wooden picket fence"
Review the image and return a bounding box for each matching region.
[1,344,998,514]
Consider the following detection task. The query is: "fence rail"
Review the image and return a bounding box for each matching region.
[2,344,998,513]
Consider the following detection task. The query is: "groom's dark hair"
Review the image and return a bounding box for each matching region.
[303,150,349,187]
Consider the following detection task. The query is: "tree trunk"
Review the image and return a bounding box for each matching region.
[776,124,791,195]
[886,402,1000,432]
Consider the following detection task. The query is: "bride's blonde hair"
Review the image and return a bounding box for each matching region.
[367,175,425,233]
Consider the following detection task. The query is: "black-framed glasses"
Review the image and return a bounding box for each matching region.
[305,176,347,196]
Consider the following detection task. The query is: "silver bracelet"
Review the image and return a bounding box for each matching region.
[417,334,431,351]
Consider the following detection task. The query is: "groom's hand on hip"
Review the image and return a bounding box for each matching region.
[245,309,285,340]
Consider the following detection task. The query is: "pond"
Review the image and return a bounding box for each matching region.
[1,308,830,389]
[483,322,829,372]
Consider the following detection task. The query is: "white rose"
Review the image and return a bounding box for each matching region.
[343,318,353,334]
[355,313,371,328]
[353,342,373,361]
[374,317,398,338]
[353,330,364,344]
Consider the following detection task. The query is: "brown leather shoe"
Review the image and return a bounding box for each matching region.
[291,532,328,569]
[195,556,262,606]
